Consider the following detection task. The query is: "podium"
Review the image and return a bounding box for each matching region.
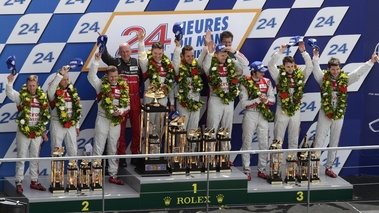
[135,104,169,176]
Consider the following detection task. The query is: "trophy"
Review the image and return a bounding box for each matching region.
[310,142,320,183]
[49,147,65,193]
[267,140,283,184]
[66,160,78,193]
[79,160,91,191]
[91,159,103,191]
[187,128,202,173]
[216,127,231,172]
[201,127,217,172]
[168,116,187,174]
[285,151,297,184]
[297,135,310,184]
[145,83,167,107]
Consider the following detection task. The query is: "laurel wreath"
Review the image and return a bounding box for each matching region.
[277,66,305,116]
[55,83,82,128]
[100,76,130,126]
[321,70,348,120]
[16,85,50,138]
[177,59,204,112]
[239,76,274,121]
[209,56,239,104]
[147,50,175,92]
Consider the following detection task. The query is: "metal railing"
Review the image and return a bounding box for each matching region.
[1,144,379,213]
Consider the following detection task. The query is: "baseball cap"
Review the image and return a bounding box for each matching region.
[172,22,184,41]
[250,61,267,72]
[307,38,320,50]
[69,58,84,69]
[6,55,17,75]
[97,34,108,53]
[215,43,226,53]
[288,36,304,46]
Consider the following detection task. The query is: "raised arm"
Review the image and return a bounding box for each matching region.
[101,46,118,66]
[87,53,102,94]
[48,66,69,101]
[298,42,313,82]
[172,40,181,76]
[311,48,324,85]
[347,53,377,86]
[266,79,276,106]
[268,44,286,84]
[137,30,148,76]
[5,74,21,105]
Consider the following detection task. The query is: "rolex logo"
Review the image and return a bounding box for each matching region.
[163,196,172,206]
[216,194,224,203]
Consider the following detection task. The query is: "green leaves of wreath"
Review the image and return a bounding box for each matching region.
[239,76,274,121]
[277,66,305,116]
[100,76,130,126]
[147,51,175,92]
[55,83,82,128]
[209,56,239,104]
[16,85,50,138]
[177,59,204,112]
[321,70,348,120]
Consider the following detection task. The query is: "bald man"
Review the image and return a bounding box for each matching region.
[101,42,143,167]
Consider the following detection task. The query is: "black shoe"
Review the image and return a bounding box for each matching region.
[119,158,127,168]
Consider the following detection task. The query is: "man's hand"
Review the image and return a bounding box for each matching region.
[112,107,121,116]
[225,46,236,54]
[313,48,319,58]
[137,30,145,42]
[60,65,70,75]
[280,44,288,51]
[205,30,212,46]
[298,41,305,53]
[208,40,215,53]
[76,128,80,137]
[174,39,180,47]
[95,52,101,61]
[42,132,48,142]
[7,74,14,83]
[259,96,268,104]
[370,52,378,63]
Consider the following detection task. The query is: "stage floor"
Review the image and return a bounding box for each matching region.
[2,165,353,212]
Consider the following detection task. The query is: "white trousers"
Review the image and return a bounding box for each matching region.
[241,110,269,172]
[15,131,42,182]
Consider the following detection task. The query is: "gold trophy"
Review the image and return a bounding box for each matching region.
[66,160,78,193]
[187,128,202,173]
[202,127,216,172]
[137,93,170,176]
[310,142,320,183]
[79,160,91,191]
[297,135,309,184]
[216,127,231,172]
[168,116,187,174]
[91,159,103,191]
[267,140,283,184]
[49,147,65,193]
[285,152,297,184]
[145,83,167,107]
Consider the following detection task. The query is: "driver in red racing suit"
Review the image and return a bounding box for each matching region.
[101,42,143,167]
